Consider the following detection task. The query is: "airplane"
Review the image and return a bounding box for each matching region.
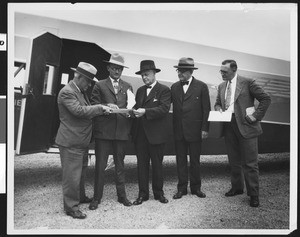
[12,11,290,156]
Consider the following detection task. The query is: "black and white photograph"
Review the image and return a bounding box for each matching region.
[6,2,297,235]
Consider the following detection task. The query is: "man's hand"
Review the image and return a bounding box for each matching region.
[102,105,112,115]
[245,114,257,124]
[107,103,119,109]
[202,131,209,139]
[133,108,146,118]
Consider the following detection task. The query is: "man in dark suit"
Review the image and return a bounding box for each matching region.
[89,53,133,210]
[55,62,112,219]
[171,57,211,200]
[214,59,271,207]
[131,60,171,205]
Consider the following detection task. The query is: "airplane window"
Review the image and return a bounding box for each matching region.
[43,64,56,95]
[61,73,69,85]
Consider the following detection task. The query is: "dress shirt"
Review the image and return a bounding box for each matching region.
[146,80,157,96]
[225,73,237,113]
[182,77,192,94]
[110,77,120,94]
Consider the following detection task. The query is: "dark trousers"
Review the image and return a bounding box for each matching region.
[224,115,259,196]
[175,138,203,192]
[135,126,165,198]
[93,139,127,201]
[59,146,88,212]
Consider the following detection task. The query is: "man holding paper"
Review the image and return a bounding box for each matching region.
[214,59,271,207]
[131,60,171,205]
[89,53,134,210]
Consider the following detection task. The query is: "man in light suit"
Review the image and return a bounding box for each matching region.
[214,59,271,207]
[131,60,171,205]
[171,57,211,200]
[89,53,133,210]
[56,62,112,219]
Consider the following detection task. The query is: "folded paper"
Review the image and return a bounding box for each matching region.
[208,111,232,122]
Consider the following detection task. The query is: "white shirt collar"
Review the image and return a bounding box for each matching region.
[110,76,119,83]
[147,80,157,88]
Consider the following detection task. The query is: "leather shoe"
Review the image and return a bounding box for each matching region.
[66,210,86,219]
[250,196,259,207]
[191,190,206,198]
[154,195,169,204]
[225,189,244,197]
[173,190,187,199]
[118,197,132,207]
[133,196,149,205]
[80,196,93,203]
[89,199,100,210]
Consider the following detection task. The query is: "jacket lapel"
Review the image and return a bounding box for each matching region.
[145,83,159,103]
[234,75,243,102]
[105,77,116,96]
[183,77,194,101]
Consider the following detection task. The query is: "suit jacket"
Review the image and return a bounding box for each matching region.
[171,77,211,142]
[55,80,104,148]
[214,75,271,139]
[131,82,171,145]
[91,77,133,140]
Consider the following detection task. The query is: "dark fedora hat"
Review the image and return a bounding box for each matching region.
[71,62,98,82]
[174,57,198,70]
[135,60,161,75]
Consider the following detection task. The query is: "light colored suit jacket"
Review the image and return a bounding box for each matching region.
[214,75,271,139]
[55,80,104,148]
[171,77,211,142]
[91,77,133,140]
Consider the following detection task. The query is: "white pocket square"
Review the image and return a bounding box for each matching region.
[153,98,158,102]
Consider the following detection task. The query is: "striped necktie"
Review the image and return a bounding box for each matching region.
[225,81,232,110]
[113,80,119,94]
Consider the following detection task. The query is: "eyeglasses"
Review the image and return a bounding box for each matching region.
[219,70,229,74]
[110,66,123,72]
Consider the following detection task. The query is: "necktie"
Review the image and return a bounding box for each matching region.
[146,85,152,96]
[181,81,189,86]
[113,80,119,94]
[225,81,232,110]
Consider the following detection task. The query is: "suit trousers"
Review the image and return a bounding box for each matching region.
[135,125,165,198]
[93,139,127,201]
[59,146,89,212]
[224,115,259,196]
[175,138,203,192]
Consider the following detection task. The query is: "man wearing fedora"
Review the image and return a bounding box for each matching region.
[89,53,133,210]
[55,62,112,219]
[171,57,211,200]
[131,60,171,205]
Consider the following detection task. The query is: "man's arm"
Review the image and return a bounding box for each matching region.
[249,80,271,121]
[60,90,111,119]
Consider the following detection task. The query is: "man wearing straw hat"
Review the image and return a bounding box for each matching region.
[89,53,133,210]
[131,60,171,205]
[56,62,112,219]
[171,57,211,200]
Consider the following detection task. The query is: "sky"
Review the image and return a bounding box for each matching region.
[12,2,296,61]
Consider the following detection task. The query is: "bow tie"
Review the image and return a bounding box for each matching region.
[181,81,189,86]
[145,85,152,89]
